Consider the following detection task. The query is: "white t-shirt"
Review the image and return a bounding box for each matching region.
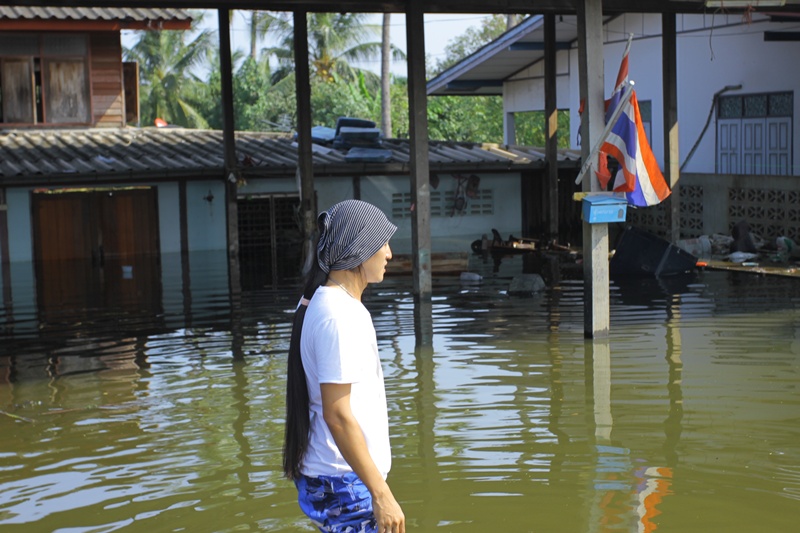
[299,285,391,478]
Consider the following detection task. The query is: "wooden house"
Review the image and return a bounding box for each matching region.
[0,8,587,324]
[0,7,588,338]
[0,7,191,128]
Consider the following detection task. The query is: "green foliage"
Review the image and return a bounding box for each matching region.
[389,80,409,138]
[427,96,504,142]
[234,56,296,132]
[515,110,571,148]
[265,12,390,87]
[124,10,560,148]
[123,14,214,128]
[310,74,377,128]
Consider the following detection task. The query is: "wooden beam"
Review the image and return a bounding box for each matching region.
[0,187,11,318]
[663,13,681,244]
[218,9,240,294]
[294,10,317,274]
[577,0,610,339]
[0,1,736,15]
[544,13,559,241]
[178,178,192,326]
[406,0,432,300]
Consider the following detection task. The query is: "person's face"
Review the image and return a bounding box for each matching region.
[362,242,392,284]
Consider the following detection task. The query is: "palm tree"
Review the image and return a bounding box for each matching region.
[380,13,392,137]
[264,12,403,88]
[124,14,214,128]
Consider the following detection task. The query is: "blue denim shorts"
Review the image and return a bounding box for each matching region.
[295,472,377,533]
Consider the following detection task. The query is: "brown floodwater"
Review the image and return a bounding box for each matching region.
[1,252,799,532]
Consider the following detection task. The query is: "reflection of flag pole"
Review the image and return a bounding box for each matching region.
[575,81,635,186]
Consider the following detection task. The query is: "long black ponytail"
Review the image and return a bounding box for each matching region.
[282,255,327,480]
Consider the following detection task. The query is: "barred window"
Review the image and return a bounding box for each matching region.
[718,92,792,119]
[392,188,494,219]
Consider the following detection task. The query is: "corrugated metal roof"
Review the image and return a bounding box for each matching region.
[0,6,191,23]
[0,128,581,183]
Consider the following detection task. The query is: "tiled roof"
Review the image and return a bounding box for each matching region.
[0,128,581,184]
[0,6,191,23]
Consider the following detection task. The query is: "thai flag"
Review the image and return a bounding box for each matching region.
[602,91,671,207]
[605,36,631,123]
[594,36,631,189]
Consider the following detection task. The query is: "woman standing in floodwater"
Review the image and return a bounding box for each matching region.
[283,200,406,533]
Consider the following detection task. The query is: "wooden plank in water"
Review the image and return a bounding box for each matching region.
[386,252,469,276]
[703,259,800,278]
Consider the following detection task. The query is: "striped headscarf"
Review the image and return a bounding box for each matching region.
[317,200,397,274]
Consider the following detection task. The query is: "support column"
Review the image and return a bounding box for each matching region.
[662,14,681,243]
[294,11,317,273]
[0,187,11,317]
[218,9,240,295]
[503,111,516,145]
[544,13,559,241]
[406,0,432,299]
[577,0,610,338]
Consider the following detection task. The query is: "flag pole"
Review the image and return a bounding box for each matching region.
[575,80,635,186]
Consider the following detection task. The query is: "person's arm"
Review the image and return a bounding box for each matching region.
[321,382,405,533]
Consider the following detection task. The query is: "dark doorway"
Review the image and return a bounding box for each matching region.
[31,187,162,325]
[238,194,303,290]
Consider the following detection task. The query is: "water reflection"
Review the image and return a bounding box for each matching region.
[1,254,799,532]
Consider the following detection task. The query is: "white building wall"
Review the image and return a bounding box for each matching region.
[509,13,799,176]
[7,188,33,263]
[240,173,523,254]
[186,180,227,251]
[237,177,297,196]
[504,52,571,114]
[676,14,800,174]
[359,173,522,254]
[157,182,181,254]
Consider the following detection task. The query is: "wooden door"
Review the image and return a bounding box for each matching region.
[31,188,161,323]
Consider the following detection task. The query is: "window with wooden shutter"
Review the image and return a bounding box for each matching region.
[0,32,90,125]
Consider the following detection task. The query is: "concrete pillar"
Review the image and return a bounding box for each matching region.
[406,0,432,299]
[577,0,610,338]
[503,111,516,145]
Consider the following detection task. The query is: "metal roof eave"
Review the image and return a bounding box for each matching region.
[5,1,799,15]
[427,14,591,97]
[1,159,570,187]
[427,15,545,97]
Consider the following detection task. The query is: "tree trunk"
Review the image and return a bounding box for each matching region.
[250,11,258,60]
[380,13,392,138]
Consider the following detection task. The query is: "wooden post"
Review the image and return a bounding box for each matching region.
[577,0,610,338]
[294,11,317,272]
[218,9,240,295]
[0,187,11,317]
[406,0,432,299]
[662,13,681,244]
[544,13,559,242]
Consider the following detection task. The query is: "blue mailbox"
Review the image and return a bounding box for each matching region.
[582,195,628,224]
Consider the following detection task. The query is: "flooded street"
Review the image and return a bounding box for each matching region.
[1,253,799,532]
